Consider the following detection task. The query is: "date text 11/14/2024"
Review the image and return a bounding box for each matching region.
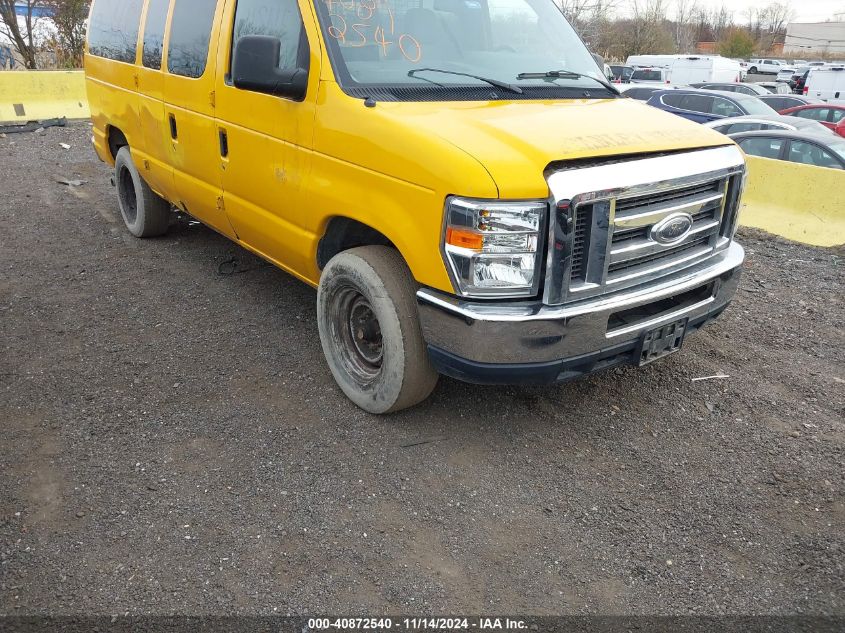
[307,617,530,630]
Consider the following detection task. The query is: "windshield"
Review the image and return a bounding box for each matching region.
[313,0,608,97]
[737,96,777,116]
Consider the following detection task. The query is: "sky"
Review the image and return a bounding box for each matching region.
[694,0,844,23]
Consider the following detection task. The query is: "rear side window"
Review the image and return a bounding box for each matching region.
[142,0,171,69]
[632,70,662,81]
[233,0,304,71]
[661,93,683,107]
[168,0,218,78]
[738,137,784,159]
[788,141,843,169]
[88,0,145,63]
[831,110,845,123]
[678,94,713,113]
[711,97,742,117]
[795,108,829,121]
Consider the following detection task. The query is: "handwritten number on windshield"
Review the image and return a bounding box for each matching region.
[324,0,422,62]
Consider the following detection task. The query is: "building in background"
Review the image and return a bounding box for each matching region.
[784,21,845,57]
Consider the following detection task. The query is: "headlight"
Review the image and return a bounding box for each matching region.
[442,197,547,298]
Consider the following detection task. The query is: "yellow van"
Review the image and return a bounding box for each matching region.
[85,0,747,413]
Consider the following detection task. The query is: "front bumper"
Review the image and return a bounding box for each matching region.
[417,242,744,385]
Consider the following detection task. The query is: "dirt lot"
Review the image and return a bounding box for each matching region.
[1,122,843,616]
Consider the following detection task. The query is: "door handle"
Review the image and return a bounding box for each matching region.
[218,128,228,158]
[169,114,178,140]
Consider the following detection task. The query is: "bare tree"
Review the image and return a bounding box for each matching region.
[0,0,42,69]
[673,0,699,53]
[44,0,89,67]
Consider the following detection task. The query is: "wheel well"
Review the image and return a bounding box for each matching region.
[317,217,396,269]
[107,126,129,161]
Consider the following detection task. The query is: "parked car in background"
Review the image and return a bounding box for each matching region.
[748,59,785,75]
[728,130,845,169]
[616,84,684,100]
[645,89,776,123]
[690,82,770,96]
[776,67,796,83]
[704,114,832,136]
[627,54,742,84]
[780,104,845,136]
[755,81,790,94]
[758,94,821,112]
[609,64,634,83]
[803,67,845,102]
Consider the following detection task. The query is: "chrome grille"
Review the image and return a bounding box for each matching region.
[543,146,747,306]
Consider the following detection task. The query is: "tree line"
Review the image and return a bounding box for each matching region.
[559,0,810,61]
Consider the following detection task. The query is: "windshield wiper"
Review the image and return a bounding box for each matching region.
[516,69,620,95]
[408,68,523,94]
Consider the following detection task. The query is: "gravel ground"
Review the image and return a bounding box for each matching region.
[0,122,843,616]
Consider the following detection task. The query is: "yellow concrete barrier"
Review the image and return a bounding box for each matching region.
[741,154,845,247]
[0,70,89,123]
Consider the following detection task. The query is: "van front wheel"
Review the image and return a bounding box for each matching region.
[114,146,171,237]
[317,246,438,414]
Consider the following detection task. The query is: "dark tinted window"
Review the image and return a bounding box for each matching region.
[678,94,714,113]
[88,0,144,63]
[142,0,171,69]
[233,0,304,71]
[632,70,663,81]
[761,97,791,111]
[661,93,683,107]
[738,137,785,159]
[168,0,218,78]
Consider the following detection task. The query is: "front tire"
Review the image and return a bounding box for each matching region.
[114,146,171,237]
[317,246,438,414]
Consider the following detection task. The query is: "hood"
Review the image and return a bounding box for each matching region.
[375,97,733,198]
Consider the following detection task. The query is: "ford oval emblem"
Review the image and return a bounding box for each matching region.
[651,213,694,245]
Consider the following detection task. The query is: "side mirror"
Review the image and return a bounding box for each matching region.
[232,35,308,101]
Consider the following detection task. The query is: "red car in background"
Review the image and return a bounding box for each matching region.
[779,104,845,137]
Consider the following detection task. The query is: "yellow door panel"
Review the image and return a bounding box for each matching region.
[162,0,235,239]
[213,0,320,275]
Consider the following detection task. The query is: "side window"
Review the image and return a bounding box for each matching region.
[142,0,171,69]
[796,108,828,121]
[233,0,304,72]
[88,0,145,63]
[788,141,843,169]
[661,93,683,107]
[738,137,785,160]
[678,94,713,113]
[168,0,218,78]
[831,109,845,123]
[711,97,742,117]
[729,123,763,133]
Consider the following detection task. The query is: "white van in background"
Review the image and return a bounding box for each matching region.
[804,67,845,102]
[626,55,742,85]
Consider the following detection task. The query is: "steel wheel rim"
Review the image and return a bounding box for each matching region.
[330,285,383,386]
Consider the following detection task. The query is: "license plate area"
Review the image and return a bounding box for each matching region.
[637,318,688,366]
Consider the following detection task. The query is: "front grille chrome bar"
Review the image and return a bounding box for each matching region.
[544,146,746,306]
